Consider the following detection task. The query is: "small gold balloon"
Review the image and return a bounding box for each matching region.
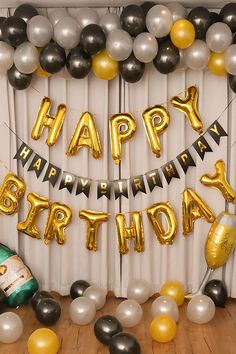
[28,328,59,354]
[170,19,195,49]
[208,52,227,76]
[150,315,177,343]
[160,281,185,306]
[35,65,51,78]
[92,49,119,80]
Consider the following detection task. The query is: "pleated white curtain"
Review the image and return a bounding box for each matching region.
[0,5,236,298]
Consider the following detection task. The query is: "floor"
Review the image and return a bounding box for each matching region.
[1,295,236,354]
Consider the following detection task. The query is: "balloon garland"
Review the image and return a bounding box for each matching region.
[0,3,236,90]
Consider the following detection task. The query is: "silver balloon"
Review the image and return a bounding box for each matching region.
[146,4,173,38]
[225,44,236,75]
[176,49,187,72]
[116,299,143,328]
[106,29,133,61]
[0,41,14,73]
[49,8,68,26]
[100,12,121,36]
[69,297,96,325]
[151,296,179,322]
[27,15,53,47]
[187,295,215,324]
[75,8,99,29]
[206,22,232,53]
[14,42,39,74]
[184,40,210,71]
[54,17,80,50]
[84,285,107,310]
[167,2,187,22]
[133,32,158,63]
[0,312,23,344]
[127,279,152,304]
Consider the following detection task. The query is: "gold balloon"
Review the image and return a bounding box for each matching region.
[200,160,236,204]
[208,52,227,76]
[35,65,51,78]
[110,113,136,164]
[44,202,72,245]
[171,86,203,135]
[92,49,119,80]
[170,19,196,49]
[0,172,25,215]
[142,105,170,157]
[160,281,185,306]
[17,192,49,239]
[28,328,59,354]
[31,96,67,147]
[115,212,144,254]
[182,188,215,235]
[150,315,177,343]
[79,210,109,251]
[146,202,177,245]
[67,111,102,159]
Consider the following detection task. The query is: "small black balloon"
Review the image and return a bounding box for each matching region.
[66,46,92,79]
[7,65,32,90]
[31,290,53,311]
[39,43,66,74]
[204,279,228,308]
[14,3,38,23]
[153,39,180,74]
[80,24,106,55]
[220,2,236,33]
[140,2,156,16]
[70,280,90,299]
[109,332,141,354]
[187,7,212,39]
[229,74,236,92]
[35,298,61,326]
[0,17,6,41]
[210,12,222,25]
[2,16,27,47]
[120,53,145,83]
[0,289,6,312]
[120,4,146,37]
[94,315,123,346]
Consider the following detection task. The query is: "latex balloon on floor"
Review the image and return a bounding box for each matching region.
[7,65,32,90]
[151,295,179,322]
[127,279,151,304]
[2,16,27,47]
[94,315,123,345]
[187,6,211,39]
[35,298,61,326]
[14,3,38,23]
[153,39,180,74]
[0,312,23,344]
[160,281,185,306]
[66,46,92,79]
[28,328,59,354]
[39,43,66,74]
[203,279,228,307]
[0,289,6,312]
[187,294,215,324]
[0,41,14,73]
[120,53,145,83]
[100,13,121,36]
[150,315,177,343]
[69,297,96,325]
[116,300,143,328]
[27,15,53,47]
[109,332,141,354]
[31,290,53,311]
[84,285,107,310]
[220,3,236,33]
[120,4,146,36]
[80,24,106,55]
[70,280,90,299]
[0,17,6,40]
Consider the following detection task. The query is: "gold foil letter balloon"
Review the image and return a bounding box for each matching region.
[171,86,203,135]
[110,113,136,164]
[0,172,25,215]
[142,105,170,158]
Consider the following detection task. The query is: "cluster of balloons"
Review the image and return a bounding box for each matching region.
[31,290,61,325]
[0,3,236,89]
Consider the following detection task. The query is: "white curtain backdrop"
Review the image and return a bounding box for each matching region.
[0,5,236,298]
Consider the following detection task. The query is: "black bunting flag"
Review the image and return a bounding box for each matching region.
[59,172,76,193]
[13,143,33,167]
[177,150,196,174]
[76,177,91,198]
[193,136,213,160]
[28,153,47,178]
[114,180,128,199]
[162,161,180,184]
[145,169,163,192]
[207,121,228,145]
[97,181,111,199]
[43,163,61,187]
[131,175,146,196]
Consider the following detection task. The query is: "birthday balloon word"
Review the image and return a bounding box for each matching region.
[31,86,203,164]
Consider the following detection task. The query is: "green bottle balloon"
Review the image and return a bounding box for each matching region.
[0,243,38,307]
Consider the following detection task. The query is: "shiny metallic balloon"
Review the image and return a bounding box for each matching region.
[133,32,158,63]
[127,279,151,304]
[84,285,107,310]
[120,53,145,83]
[106,29,133,61]
[39,42,66,74]
[14,3,38,23]
[54,17,80,50]
[14,42,39,74]
[49,8,68,26]
[206,22,233,53]
[100,12,121,36]
[146,4,173,38]
[184,39,210,70]
[2,16,27,47]
[120,4,146,37]
[167,2,187,22]
[0,41,14,73]
[220,3,236,33]
[0,312,23,344]
[151,296,179,322]
[7,65,32,90]
[75,8,99,29]
[116,299,143,328]
[69,297,96,325]
[70,280,90,299]
[187,295,215,324]
[94,315,122,345]
[109,333,141,354]
[27,15,53,47]
[225,44,236,75]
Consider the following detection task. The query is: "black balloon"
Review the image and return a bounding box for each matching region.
[109,333,141,354]
[94,315,123,346]
[39,43,66,74]
[220,3,236,33]
[140,2,156,16]
[120,5,146,37]
[80,24,106,55]
[153,39,180,74]
[14,3,38,23]
[204,279,228,308]
[0,17,6,41]
[7,65,32,90]
[210,12,222,25]
[35,298,61,326]
[66,46,92,79]
[0,289,6,312]
[31,290,53,311]
[70,280,90,299]
[229,74,236,92]
[120,53,145,83]
[2,16,27,47]
[187,7,212,39]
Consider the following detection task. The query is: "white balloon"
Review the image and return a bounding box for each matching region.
[225,44,236,75]
[206,22,232,53]
[187,295,215,324]
[184,40,210,70]
[84,285,107,310]
[151,296,179,322]
[54,17,80,50]
[167,2,187,22]
[69,297,96,325]
[0,41,14,73]
[14,42,39,74]
[49,8,68,26]
[133,32,158,63]
[116,299,143,328]
[100,13,121,36]
[0,312,23,344]
[106,29,133,61]
[146,5,173,38]
[76,8,99,29]
[27,15,53,47]
[127,279,152,304]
